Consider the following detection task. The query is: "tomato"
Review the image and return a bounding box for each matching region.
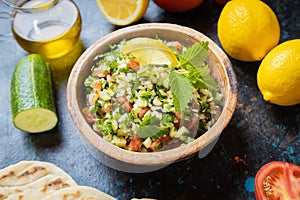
[150,135,171,151]
[126,59,140,70]
[254,161,300,200]
[152,0,204,13]
[128,136,143,151]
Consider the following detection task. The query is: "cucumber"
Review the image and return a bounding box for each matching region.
[10,54,58,133]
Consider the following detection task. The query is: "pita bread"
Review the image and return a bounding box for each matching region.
[0,161,154,200]
[41,185,115,200]
[0,161,77,200]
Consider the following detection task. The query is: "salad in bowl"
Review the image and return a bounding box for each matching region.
[82,37,222,152]
[67,23,237,172]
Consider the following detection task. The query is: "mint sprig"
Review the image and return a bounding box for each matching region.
[169,41,219,114]
[179,41,219,93]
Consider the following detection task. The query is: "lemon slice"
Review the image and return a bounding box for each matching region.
[121,37,179,66]
[95,0,149,26]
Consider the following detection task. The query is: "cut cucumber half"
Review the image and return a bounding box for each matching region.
[10,54,58,133]
[14,108,58,133]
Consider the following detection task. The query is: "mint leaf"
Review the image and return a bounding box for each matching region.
[131,78,140,95]
[179,41,219,94]
[136,125,162,138]
[187,64,219,94]
[136,116,164,138]
[140,115,160,126]
[197,65,219,94]
[161,113,175,128]
[169,71,193,114]
[182,41,209,67]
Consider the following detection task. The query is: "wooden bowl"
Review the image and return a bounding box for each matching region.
[67,23,237,173]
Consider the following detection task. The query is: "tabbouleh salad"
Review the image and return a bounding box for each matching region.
[82,37,223,152]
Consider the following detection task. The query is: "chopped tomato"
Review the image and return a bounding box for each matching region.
[92,67,109,77]
[121,101,132,112]
[254,161,300,200]
[93,81,102,92]
[138,107,150,118]
[101,103,112,113]
[128,136,142,151]
[126,59,139,70]
[174,111,183,120]
[117,97,126,105]
[150,135,171,151]
[168,41,182,54]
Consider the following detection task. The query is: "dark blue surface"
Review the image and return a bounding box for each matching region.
[0,0,299,199]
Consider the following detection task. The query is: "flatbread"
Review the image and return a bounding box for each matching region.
[41,185,115,200]
[0,161,154,200]
[0,161,77,200]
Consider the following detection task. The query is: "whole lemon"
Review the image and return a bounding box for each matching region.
[217,0,280,61]
[257,39,300,106]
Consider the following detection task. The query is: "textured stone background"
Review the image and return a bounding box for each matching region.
[0,0,299,199]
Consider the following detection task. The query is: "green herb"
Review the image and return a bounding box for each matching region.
[197,65,219,94]
[108,60,119,70]
[161,113,175,128]
[140,114,152,126]
[182,42,218,93]
[137,116,164,138]
[136,125,162,138]
[84,76,97,86]
[140,91,154,99]
[169,71,193,114]
[181,41,209,67]
[131,78,141,95]
[169,41,219,114]
[137,70,155,77]
[96,124,111,136]
[187,64,219,94]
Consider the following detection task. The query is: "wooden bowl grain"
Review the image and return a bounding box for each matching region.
[67,23,237,173]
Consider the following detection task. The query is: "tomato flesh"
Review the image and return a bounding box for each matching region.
[255,161,300,200]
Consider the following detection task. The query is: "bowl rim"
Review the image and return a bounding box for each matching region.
[67,23,237,166]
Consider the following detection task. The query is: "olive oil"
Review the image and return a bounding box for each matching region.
[11,0,82,59]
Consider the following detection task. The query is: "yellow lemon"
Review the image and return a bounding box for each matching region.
[96,0,149,26]
[121,37,179,66]
[217,0,280,61]
[257,39,300,106]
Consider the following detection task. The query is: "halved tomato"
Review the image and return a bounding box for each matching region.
[254,161,300,200]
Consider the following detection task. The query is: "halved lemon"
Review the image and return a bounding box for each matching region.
[95,0,149,26]
[121,37,179,66]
